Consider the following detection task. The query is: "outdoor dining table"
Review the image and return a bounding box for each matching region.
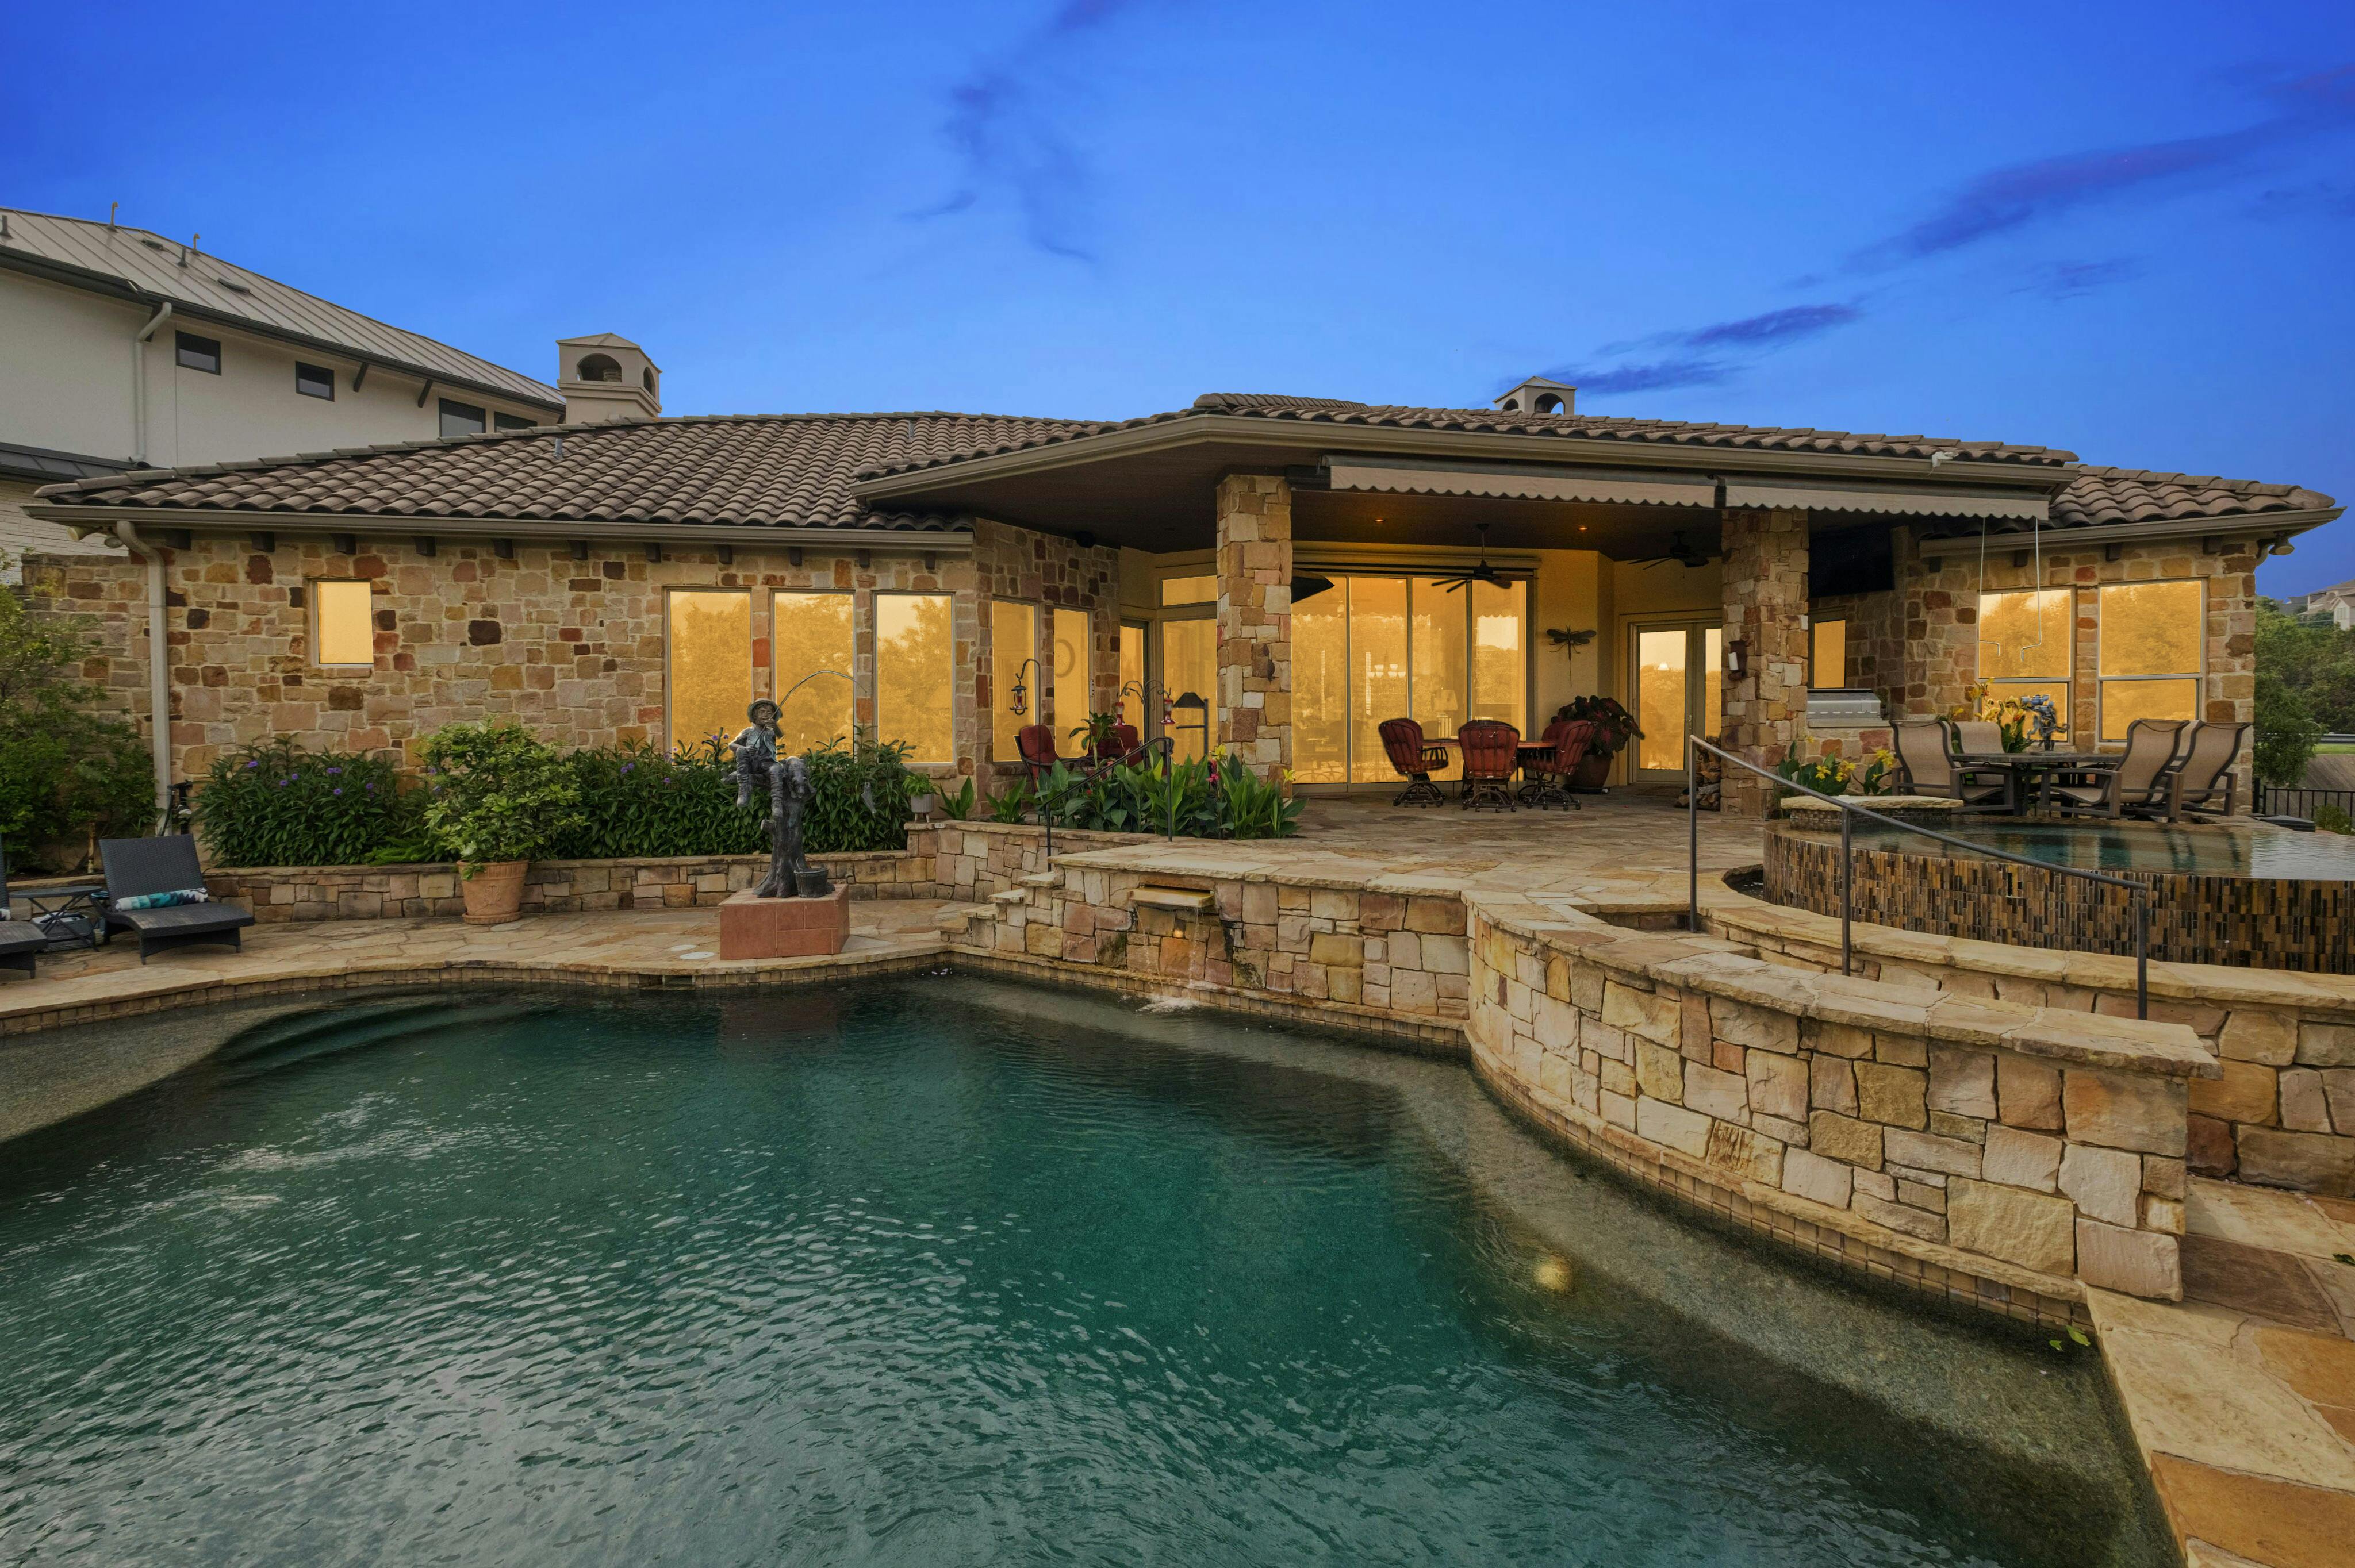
[1954,750,2122,815]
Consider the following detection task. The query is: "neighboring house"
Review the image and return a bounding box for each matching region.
[20,381,2342,821]
[2285,577,2355,629]
[0,205,565,569]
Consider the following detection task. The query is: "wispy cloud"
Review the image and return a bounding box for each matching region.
[1855,62,2355,268]
[916,0,1160,262]
[1544,358,1737,395]
[1681,303,1861,349]
[1545,302,1861,399]
[2018,258,2142,300]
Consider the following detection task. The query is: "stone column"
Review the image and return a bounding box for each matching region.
[1214,474,1291,779]
[1719,507,1809,817]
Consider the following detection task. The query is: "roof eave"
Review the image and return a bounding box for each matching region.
[0,248,564,413]
[1915,506,2342,556]
[21,502,973,551]
[849,412,2076,504]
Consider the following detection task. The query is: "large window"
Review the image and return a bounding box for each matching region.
[1118,624,1145,733]
[878,593,953,763]
[1976,589,2072,737]
[2100,580,2203,741]
[312,580,377,668]
[1160,619,1216,762]
[666,591,751,754]
[772,592,853,754]
[1053,608,1090,728]
[1810,618,1847,687]
[1292,574,1528,785]
[991,601,1037,762]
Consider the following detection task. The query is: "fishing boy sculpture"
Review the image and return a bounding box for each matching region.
[731,700,833,899]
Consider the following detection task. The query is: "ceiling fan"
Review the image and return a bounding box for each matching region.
[1430,524,1507,591]
[1631,531,1712,570]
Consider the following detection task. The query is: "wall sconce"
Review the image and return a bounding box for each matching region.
[1724,640,1750,681]
[1008,658,1040,717]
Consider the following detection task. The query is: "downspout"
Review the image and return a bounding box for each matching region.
[131,299,173,466]
[113,521,171,827]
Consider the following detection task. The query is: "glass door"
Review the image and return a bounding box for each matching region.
[1156,616,1216,762]
[1628,621,1721,783]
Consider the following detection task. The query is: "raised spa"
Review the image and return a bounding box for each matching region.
[1767,816,2355,972]
[0,978,2165,1565]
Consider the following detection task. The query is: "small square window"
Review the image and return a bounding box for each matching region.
[439,399,487,438]
[493,412,537,431]
[295,363,335,401]
[175,332,221,374]
[313,580,378,667]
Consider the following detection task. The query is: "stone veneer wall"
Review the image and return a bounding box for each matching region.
[950,850,2208,1320]
[1709,891,2355,1197]
[1213,475,1291,780]
[1718,508,1809,816]
[21,518,1121,786]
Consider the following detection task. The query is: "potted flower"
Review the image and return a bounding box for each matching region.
[419,720,585,925]
[1069,710,1121,763]
[1554,695,1644,789]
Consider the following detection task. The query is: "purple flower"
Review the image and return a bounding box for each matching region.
[244,760,259,770]
[333,787,343,796]
[327,767,342,775]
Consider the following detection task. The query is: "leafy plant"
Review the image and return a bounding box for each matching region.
[1068,710,1121,755]
[2255,668,2325,789]
[1776,753,1857,799]
[1855,747,1900,797]
[988,776,1035,823]
[419,721,585,873]
[0,565,153,868]
[554,737,763,860]
[937,775,977,821]
[2316,803,2353,836]
[195,738,417,867]
[1553,695,1641,760]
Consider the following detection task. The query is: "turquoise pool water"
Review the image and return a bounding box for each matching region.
[0,979,2164,1565]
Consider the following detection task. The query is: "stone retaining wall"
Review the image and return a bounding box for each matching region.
[1710,889,2355,1198]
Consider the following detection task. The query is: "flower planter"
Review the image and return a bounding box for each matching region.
[459,859,530,925]
[1572,752,1615,791]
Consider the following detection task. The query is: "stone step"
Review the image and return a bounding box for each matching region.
[1018,871,1063,889]
[989,888,1030,905]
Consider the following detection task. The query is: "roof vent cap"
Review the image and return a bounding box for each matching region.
[1493,375,1575,416]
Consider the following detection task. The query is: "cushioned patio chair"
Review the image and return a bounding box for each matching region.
[1378,718,1450,807]
[1091,723,1146,768]
[2164,721,2247,821]
[1892,719,2011,812]
[1456,720,1522,812]
[1015,724,1062,786]
[0,837,52,979]
[99,835,254,964]
[1519,720,1597,812]
[2051,719,2187,821]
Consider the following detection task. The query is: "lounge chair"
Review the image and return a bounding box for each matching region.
[2164,721,2247,821]
[2051,720,2187,821]
[1379,718,1450,807]
[0,838,52,979]
[1892,718,2012,812]
[99,835,254,963]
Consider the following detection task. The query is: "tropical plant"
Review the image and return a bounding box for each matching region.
[1554,695,1641,760]
[937,775,977,821]
[1777,752,1857,798]
[195,738,417,867]
[1855,747,1900,797]
[419,721,585,873]
[1068,710,1121,755]
[987,776,1035,823]
[0,567,153,867]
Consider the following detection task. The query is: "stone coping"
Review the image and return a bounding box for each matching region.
[1780,794,1965,816]
[1710,875,2355,1015]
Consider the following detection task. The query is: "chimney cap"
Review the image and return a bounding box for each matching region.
[1493,375,1576,416]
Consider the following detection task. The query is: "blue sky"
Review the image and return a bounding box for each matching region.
[7,2,2352,593]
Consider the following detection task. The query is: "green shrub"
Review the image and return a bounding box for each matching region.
[550,735,916,858]
[2316,803,2353,836]
[420,721,585,871]
[1026,752,1299,839]
[0,571,152,868]
[2254,670,2325,788]
[195,739,417,867]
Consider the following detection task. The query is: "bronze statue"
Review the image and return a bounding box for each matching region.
[732,700,833,899]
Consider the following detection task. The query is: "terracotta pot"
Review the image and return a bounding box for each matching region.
[459,859,529,925]
[1571,752,1614,790]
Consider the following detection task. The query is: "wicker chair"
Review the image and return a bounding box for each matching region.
[1520,721,1597,812]
[2164,722,2247,821]
[1378,718,1449,807]
[2052,719,2187,820]
[1457,720,1522,812]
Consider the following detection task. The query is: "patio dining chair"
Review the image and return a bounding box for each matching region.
[2163,721,2247,821]
[1378,718,1450,807]
[1892,718,2011,812]
[1015,724,1063,787]
[2051,719,2187,821]
[1519,720,1597,812]
[1952,720,2006,756]
[1456,720,1522,812]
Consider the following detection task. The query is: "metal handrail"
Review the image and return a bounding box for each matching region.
[1686,735,2149,1019]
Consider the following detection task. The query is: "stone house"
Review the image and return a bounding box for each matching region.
[17,374,2340,818]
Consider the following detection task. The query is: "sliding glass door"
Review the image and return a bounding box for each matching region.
[1293,575,1527,785]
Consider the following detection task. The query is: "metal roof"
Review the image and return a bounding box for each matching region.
[0,439,129,486]
[0,207,561,410]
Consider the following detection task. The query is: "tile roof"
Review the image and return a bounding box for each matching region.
[2046,467,2337,529]
[30,413,1091,530]
[856,391,2084,479]
[0,207,558,409]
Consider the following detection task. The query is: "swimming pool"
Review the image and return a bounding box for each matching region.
[0,978,2164,1565]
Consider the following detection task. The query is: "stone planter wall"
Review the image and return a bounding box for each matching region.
[1709,890,2355,1197]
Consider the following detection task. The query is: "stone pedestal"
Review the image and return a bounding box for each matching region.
[718,885,850,959]
[1720,506,1810,818]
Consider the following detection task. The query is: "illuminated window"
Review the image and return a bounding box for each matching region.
[1811,618,1847,687]
[1160,618,1216,762]
[2100,580,2203,741]
[991,601,1037,763]
[666,590,751,754]
[313,580,377,668]
[1977,589,2072,738]
[1053,608,1090,728]
[772,592,853,755]
[1118,624,1145,734]
[1160,574,1217,607]
[877,593,953,763]
[1291,575,1526,785]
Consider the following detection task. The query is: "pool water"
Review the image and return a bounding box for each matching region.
[0,978,2165,1566]
[1847,818,2355,879]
